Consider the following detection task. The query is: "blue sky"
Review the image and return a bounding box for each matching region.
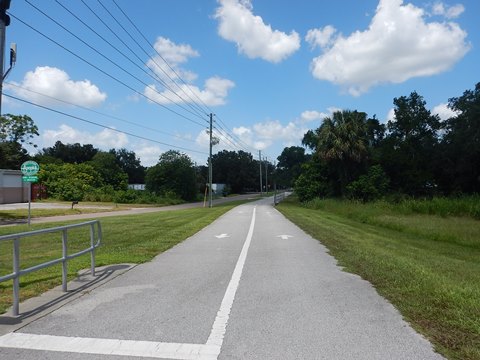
[2,0,478,166]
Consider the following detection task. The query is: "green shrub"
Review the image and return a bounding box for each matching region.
[347,165,390,202]
[83,186,116,202]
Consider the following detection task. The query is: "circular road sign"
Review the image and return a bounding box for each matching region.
[21,160,40,176]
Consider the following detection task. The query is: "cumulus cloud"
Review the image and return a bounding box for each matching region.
[195,127,238,152]
[305,26,337,49]
[432,2,464,19]
[300,108,341,123]
[214,0,300,63]
[133,143,163,167]
[43,124,128,149]
[309,0,470,96]
[145,76,235,106]
[386,108,396,122]
[8,66,107,107]
[147,37,199,83]
[432,102,460,121]
[145,37,234,106]
[227,117,310,151]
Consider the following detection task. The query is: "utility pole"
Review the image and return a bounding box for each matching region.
[259,150,263,196]
[265,156,268,195]
[208,113,213,208]
[0,0,12,116]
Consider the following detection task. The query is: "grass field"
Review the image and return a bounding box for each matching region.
[0,201,243,315]
[277,196,480,360]
[0,201,165,223]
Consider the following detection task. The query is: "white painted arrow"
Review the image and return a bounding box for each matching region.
[215,233,230,239]
[277,235,293,240]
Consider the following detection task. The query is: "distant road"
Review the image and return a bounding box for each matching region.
[0,197,443,359]
[0,193,261,225]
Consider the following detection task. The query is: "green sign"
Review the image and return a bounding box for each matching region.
[22,175,38,183]
[21,161,40,176]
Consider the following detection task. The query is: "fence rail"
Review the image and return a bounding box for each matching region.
[0,220,102,316]
[274,191,286,205]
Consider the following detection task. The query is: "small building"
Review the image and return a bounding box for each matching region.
[128,184,146,191]
[211,183,226,195]
[0,169,29,204]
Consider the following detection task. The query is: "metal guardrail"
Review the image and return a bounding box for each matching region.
[0,220,102,316]
[274,191,286,205]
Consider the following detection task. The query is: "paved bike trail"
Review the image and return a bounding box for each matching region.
[0,198,443,359]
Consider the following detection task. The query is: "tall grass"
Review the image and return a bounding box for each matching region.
[305,194,480,219]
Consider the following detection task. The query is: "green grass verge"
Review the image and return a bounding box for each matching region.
[277,196,480,360]
[0,202,243,315]
[0,201,171,222]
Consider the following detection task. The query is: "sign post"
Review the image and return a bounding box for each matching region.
[21,161,39,226]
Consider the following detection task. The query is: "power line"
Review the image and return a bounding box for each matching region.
[72,0,207,120]
[110,0,211,116]
[5,81,198,144]
[4,93,208,155]
[53,0,206,121]
[23,0,207,124]
[7,11,207,128]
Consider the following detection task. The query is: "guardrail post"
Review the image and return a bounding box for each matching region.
[62,229,68,292]
[12,237,20,316]
[90,223,95,276]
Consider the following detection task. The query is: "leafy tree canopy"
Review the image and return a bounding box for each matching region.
[88,151,128,191]
[109,148,145,184]
[145,150,196,201]
[211,150,259,193]
[0,114,39,169]
[276,146,309,188]
[37,141,98,164]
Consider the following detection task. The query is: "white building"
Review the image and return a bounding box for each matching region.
[0,169,29,204]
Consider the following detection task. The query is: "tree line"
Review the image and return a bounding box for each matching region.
[284,82,480,202]
[1,82,477,203]
[0,118,270,202]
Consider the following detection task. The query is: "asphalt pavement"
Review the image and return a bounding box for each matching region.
[0,197,443,359]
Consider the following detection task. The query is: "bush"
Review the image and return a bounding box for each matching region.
[83,186,116,202]
[347,165,390,202]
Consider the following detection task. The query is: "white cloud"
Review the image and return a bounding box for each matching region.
[432,102,460,121]
[227,117,310,151]
[195,129,211,149]
[301,110,325,122]
[145,76,235,106]
[309,0,470,96]
[153,37,199,65]
[386,108,396,122]
[42,124,128,149]
[305,26,337,49]
[133,143,163,167]
[8,66,107,107]
[300,108,341,123]
[147,37,199,83]
[214,0,300,63]
[145,37,235,106]
[432,2,464,19]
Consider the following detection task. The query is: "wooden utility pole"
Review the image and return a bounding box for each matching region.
[208,113,213,208]
[259,150,263,196]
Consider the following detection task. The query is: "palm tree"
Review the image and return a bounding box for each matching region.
[316,110,369,195]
